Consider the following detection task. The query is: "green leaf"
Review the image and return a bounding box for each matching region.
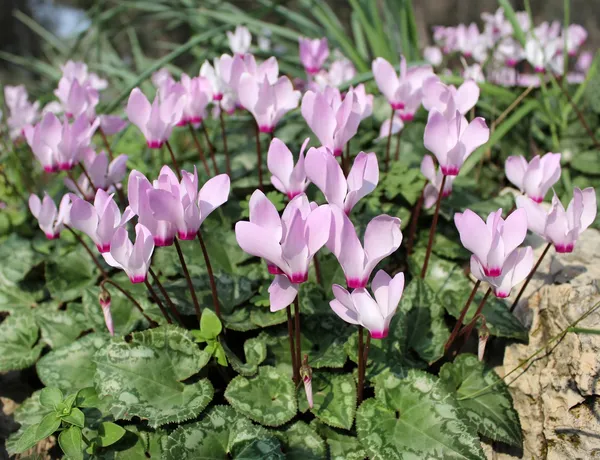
[398,279,450,363]
[112,426,166,459]
[381,161,426,205]
[312,421,367,460]
[97,422,127,447]
[225,336,268,377]
[34,412,61,443]
[37,334,108,393]
[0,285,37,313]
[93,325,213,427]
[200,308,222,339]
[225,366,297,427]
[9,424,39,454]
[298,372,356,430]
[13,390,52,428]
[165,405,281,460]
[0,313,43,372]
[356,370,485,459]
[499,0,527,46]
[61,407,85,428]
[439,354,522,447]
[58,426,83,460]
[0,234,41,285]
[35,303,88,349]
[75,387,100,408]
[39,387,63,409]
[275,421,326,460]
[45,249,96,302]
[572,151,600,175]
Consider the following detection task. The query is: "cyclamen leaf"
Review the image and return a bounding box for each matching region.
[58,426,83,460]
[0,313,44,372]
[35,303,88,349]
[274,421,326,460]
[439,354,522,447]
[311,421,367,460]
[298,372,356,430]
[45,249,96,302]
[356,370,485,460]
[113,426,166,459]
[37,334,107,393]
[225,366,297,427]
[225,336,268,377]
[93,325,213,427]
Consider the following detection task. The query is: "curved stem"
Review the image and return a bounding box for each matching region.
[293,296,302,385]
[65,225,107,278]
[254,121,263,190]
[98,126,114,161]
[66,170,87,198]
[100,279,157,326]
[219,110,231,176]
[287,305,298,384]
[460,287,492,345]
[357,326,365,404]
[188,124,211,176]
[445,280,482,352]
[144,279,172,324]
[196,231,221,320]
[174,239,201,324]
[420,174,447,279]
[165,141,182,180]
[148,267,184,326]
[406,183,426,256]
[79,162,97,193]
[384,106,394,172]
[202,123,219,174]
[509,242,552,313]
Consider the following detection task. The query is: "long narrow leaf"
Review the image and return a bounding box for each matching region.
[351,12,369,61]
[498,0,527,46]
[13,10,68,55]
[256,0,321,35]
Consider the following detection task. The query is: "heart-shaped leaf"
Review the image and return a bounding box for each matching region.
[274,421,326,460]
[0,313,43,372]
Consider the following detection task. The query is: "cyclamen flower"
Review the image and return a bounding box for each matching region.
[313,57,356,89]
[327,206,402,289]
[29,193,71,239]
[128,168,176,247]
[470,247,533,298]
[219,54,279,107]
[55,115,100,171]
[235,192,331,310]
[4,85,39,140]
[178,73,213,125]
[423,46,443,67]
[301,87,360,156]
[200,59,228,101]
[55,78,99,121]
[70,189,132,253]
[24,112,61,172]
[377,115,404,140]
[125,87,185,148]
[562,24,587,56]
[423,110,489,176]
[227,25,252,55]
[305,147,378,215]
[351,84,373,120]
[421,155,455,209]
[103,224,154,284]
[299,37,329,75]
[99,289,114,336]
[422,77,480,117]
[59,61,107,91]
[454,208,528,277]
[238,74,300,133]
[454,23,488,62]
[267,137,310,199]
[372,56,433,111]
[525,39,557,73]
[330,270,404,339]
[516,188,597,253]
[65,149,128,200]
[99,115,128,136]
[505,153,561,203]
[148,166,230,240]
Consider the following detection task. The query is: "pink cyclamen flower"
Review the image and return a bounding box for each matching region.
[563,24,587,56]
[470,246,533,298]
[422,77,480,117]
[178,74,213,125]
[24,112,61,172]
[454,208,528,277]
[125,87,185,148]
[237,73,300,133]
[327,206,402,289]
[201,58,230,101]
[421,155,455,209]
[128,168,177,247]
[313,57,356,89]
[423,46,443,67]
[330,270,404,339]
[299,37,329,75]
[69,189,132,253]
[305,146,378,215]
[423,109,489,176]
[29,193,71,239]
[103,224,154,284]
[4,85,40,140]
[505,153,561,203]
[235,192,331,310]
[516,188,597,253]
[525,39,557,73]
[55,78,99,120]
[55,114,99,171]
[372,56,433,111]
[227,25,252,55]
[301,87,361,156]
[148,166,230,240]
[59,61,107,91]
[99,290,114,336]
[65,149,128,200]
[351,84,373,120]
[267,137,310,199]
[99,115,128,136]
[377,115,404,140]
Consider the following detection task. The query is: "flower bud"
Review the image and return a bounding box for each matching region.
[299,355,313,409]
[99,288,114,336]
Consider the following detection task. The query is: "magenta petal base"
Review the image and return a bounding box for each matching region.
[177,231,197,241]
[147,140,164,149]
[441,165,460,176]
[347,278,367,289]
[555,243,574,253]
[370,329,388,339]
[96,243,111,253]
[130,275,147,284]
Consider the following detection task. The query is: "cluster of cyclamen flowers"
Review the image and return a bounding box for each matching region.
[425,7,592,86]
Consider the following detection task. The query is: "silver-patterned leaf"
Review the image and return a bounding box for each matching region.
[0,313,43,372]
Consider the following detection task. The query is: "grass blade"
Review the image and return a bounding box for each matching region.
[498,0,527,46]
[13,10,68,55]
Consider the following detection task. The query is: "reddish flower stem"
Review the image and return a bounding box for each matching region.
[254,121,263,190]
[101,278,157,326]
[287,305,298,384]
[445,280,481,351]
[202,123,219,174]
[65,225,107,277]
[173,239,201,324]
[384,106,394,172]
[79,162,97,193]
[148,267,184,327]
[165,141,182,180]
[188,124,212,176]
[357,325,365,404]
[294,296,302,384]
[420,174,447,278]
[219,110,231,175]
[66,170,87,198]
[144,279,172,324]
[196,230,221,321]
[509,242,552,313]
[460,287,492,345]
[98,126,114,161]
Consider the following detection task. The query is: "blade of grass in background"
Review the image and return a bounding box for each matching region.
[256,0,321,36]
[348,0,395,63]
[499,0,527,46]
[13,10,69,56]
[351,12,369,62]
